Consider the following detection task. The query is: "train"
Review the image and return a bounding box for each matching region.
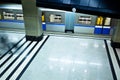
[0,4,112,35]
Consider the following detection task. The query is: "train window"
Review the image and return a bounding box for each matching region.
[16,14,23,20]
[54,18,58,19]
[42,15,45,22]
[3,12,15,20]
[78,16,91,24]
[50,14,62,23]
[96,16,103,26]
[8,15,11,17]
[50,14,54,22]
[104,17,111,26]
[42,12,45,22]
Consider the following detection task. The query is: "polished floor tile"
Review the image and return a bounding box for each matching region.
[0,35,48,80]
[106,40,120,80]
[20,36,113,80]
[0,31,25,56]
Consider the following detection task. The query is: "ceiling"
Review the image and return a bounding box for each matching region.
[36,0,120,18]
[0,0,120,18]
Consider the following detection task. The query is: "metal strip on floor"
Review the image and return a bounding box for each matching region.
[0,36,25,60]
[19,36,114,80]
[0,41,32,77]
[0,38,26,68]
[0,35,49,80]
[104,40,117,80]
[6,41,39,80]
[106,40,120,80]
[112,48,120,68]
[16,35,49,80]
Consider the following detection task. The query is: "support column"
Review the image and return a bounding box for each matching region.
[111,19,120,48]
[21,0,43,41]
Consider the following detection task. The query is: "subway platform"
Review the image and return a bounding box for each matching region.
[0,31,120,80]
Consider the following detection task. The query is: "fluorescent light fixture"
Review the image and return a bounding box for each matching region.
[0,4,22,9]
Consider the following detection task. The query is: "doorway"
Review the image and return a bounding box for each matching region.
[65,12,75,33]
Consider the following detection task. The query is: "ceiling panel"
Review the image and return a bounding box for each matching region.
[80,0,89,6]
[62,0,71,4]
[0,0,120,18]
[98,0,108,8]
[0,0,21,3]
[70,0,80,5]
[89,0,100,8]
[47,0,63,3]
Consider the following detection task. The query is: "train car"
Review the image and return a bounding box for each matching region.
[74,13,97,34]
[44,11,65,32]
[0,4,112,35]
[94,16,112,35]
[0,4,25,30]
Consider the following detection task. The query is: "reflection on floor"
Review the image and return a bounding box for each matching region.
[20,36,114,80]
[0,31,25,56]
[114,48,120,67]
[44,31,111,40]
[0,34,120,80]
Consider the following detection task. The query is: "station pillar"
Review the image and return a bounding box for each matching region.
[21,0,43,41]
[111,19,120,48]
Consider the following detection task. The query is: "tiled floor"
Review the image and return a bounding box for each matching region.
[0,33,120,80]
[20,36,114,80]
[0,31,25,56]
[107,41,120,80]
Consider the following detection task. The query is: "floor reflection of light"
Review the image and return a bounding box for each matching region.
[49,57,58,62]
[84,69,88,73]
[89,62,102,66]
[80,43,88,47]
[74,61,87,65]
[60,59,72,64]
[60,67,64,71]
[49,65,53,70]
[72,68,75,72]
[103,45,105,48]
[49,57,73,64]
[94,44,99,48]
[49,58,89,65]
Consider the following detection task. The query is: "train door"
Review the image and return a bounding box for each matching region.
[65,12,75,33]
[95,16,111,35]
